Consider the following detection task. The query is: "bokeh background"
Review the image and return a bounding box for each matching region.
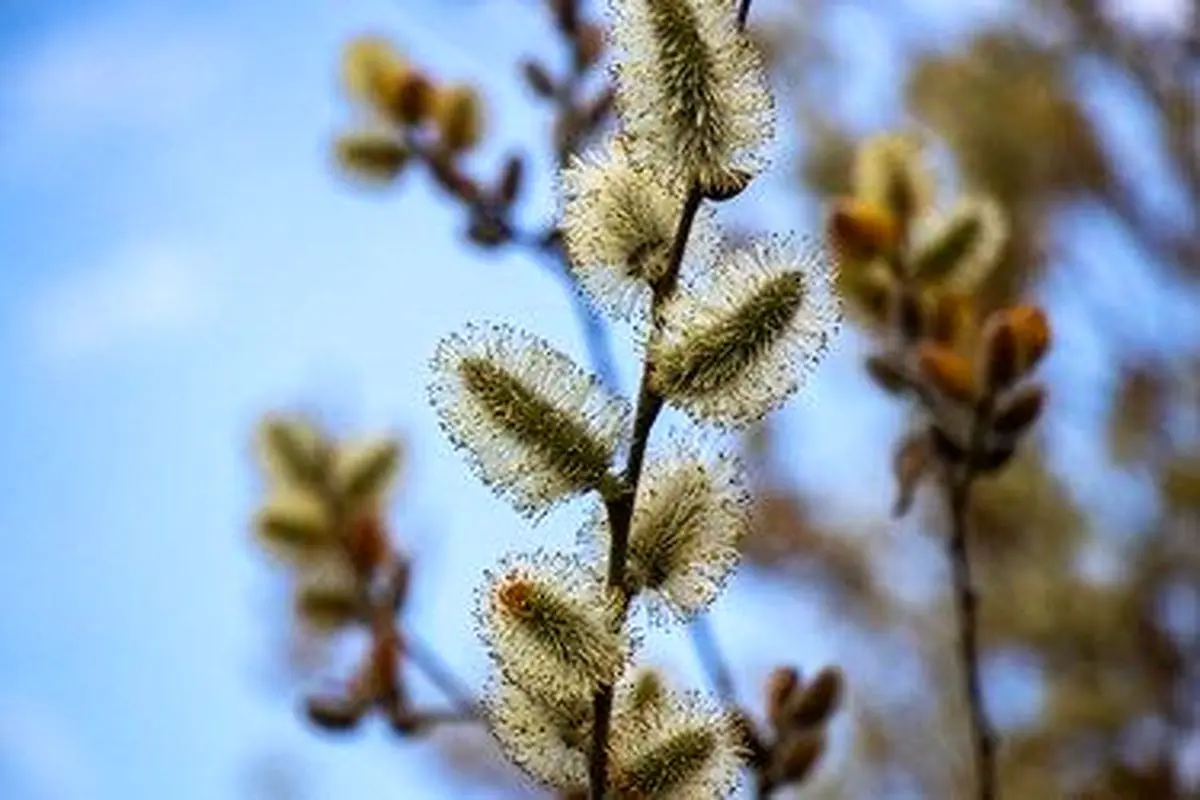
[1,0,1197,798]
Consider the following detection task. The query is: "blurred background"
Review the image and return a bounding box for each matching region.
[1,0,1197,798]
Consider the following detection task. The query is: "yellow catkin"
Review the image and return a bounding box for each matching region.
[433,84,485,153]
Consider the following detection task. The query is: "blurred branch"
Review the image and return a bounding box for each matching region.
[945,402,999,800]
[405,628,483,718]
[690,615,739,706]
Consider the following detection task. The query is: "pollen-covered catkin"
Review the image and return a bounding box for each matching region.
[560,135,718,322]
[909,196,1008,289]
[608,688,746,799]
[609,0,774,193]
[852,132,935,230]
[429,323,629,519]
[650,237,842,428]
[475,550,629,704]
[486,675,593,791]
[582,437,749,623]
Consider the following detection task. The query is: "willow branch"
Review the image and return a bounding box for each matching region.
[588,0,758,789]
[945,401,998,800]
[587,179,705,797]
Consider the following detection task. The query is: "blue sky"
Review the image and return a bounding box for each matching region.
[1,0,1196,798]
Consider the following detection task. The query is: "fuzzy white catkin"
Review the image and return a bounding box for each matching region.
[475,549,630,704]
[583,436,749,624]
[486,674,592,791]
[560,135,719,324]
[910,195,1009,291]
[428,323,629,520]
[608,687,746,799]
[852,132,936,222]
[609,0,774,191]
[650,236,843,428]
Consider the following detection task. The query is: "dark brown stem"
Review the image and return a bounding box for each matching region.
[586,176,704,800]
[588,357,666,797]
[946,402,998,800]
[737,0,753,27]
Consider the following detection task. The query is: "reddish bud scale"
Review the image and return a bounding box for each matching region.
[550,0,579,34]
[305,694,363,732]
[772,730,826,785]
[347,514,389,576]
[574,23,605,70]
[495,576,537,618]
[982,315,1020,392]
[786,666,843,728]
[1009,305,1051,372]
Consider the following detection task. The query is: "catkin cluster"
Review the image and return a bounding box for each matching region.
[825,134,1053,512]
[428,0,843,795]
[248,414,420,732]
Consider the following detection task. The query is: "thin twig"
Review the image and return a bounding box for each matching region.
[736,0,753,27]
[537,239,622,389]
[587,182,703,797]
[405,628,483,718]
[589,356,667,797]
[945,401,998,800]
[690,616,738,705]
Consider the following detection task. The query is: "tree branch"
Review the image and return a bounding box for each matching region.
[945,401,998,800]
[587,0,757,787]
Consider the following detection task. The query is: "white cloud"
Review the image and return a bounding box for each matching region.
[25,242,217,366]
[0,693,100,800]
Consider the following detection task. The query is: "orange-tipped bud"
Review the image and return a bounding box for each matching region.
[1009,305,1051,371]
[827,199,899,262]
[917,343,978,405]
[982,305,1050,392]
